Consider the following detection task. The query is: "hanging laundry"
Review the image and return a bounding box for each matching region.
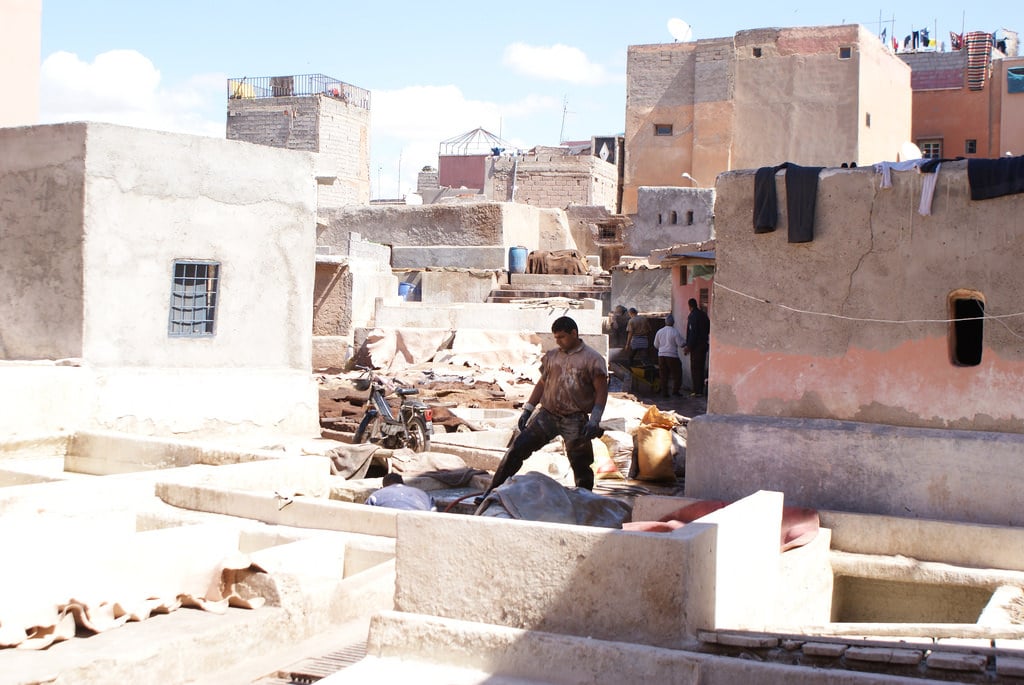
[752,163,823,243]
[967,155,1024,201]
[873,159,928,188]
[919,163,940,216]
[903,35,912,50]
[912,31,920,50]
[966,31,994,90]
[950,31,964,50]
[920,27,930,48]
[880,28,887,45]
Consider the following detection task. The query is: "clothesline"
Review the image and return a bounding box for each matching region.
[714,281,1024,332]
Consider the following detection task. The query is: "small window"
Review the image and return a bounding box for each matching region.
[654,124,673,136]
[752,47,763,58]
[919,140,942,159]
[679,266,687,285]
[686,210,694,225]
[1008,66,1024,94]
[839,46,852,59]
[699,289,709,312]
[949,291,985,367]
[865,112,871,128]
[965,139,977,154]
[169,260,220,337]
[657,213,663,225]
[598,225,617,240]
[670,211,678,225]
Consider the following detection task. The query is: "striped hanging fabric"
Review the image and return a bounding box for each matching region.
[966,31,993,90]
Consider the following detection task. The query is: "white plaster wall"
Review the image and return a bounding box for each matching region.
[90,368,319,437]
[372,301,605,335]
[687,414,1024,527]
[0,364,93,436]
[631,186,715,255]
[0,124,87,360]
[394,513,718,647]
[80,124,317,371]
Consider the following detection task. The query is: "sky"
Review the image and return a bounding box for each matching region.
[38,1,1021,199]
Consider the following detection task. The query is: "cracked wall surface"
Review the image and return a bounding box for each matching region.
[710,162,1024,432]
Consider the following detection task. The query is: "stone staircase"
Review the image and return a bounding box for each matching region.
[486,273,611,309]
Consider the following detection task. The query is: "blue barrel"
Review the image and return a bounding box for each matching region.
[398,282,414,300]
[509,246,528,274]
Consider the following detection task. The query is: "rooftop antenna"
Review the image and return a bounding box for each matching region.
[667,17,693,42]
[559,95,574,144]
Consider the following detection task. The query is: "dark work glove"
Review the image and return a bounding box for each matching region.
[582,418,603,440]
[582,404,605,440]
[518,403,535,431]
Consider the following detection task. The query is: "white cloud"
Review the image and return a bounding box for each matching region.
[39,50,225,138]
[370,84,563,197]
[502,42,615,85]
[372,85,558,142]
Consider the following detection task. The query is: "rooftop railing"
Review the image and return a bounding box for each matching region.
[227,74,370,110]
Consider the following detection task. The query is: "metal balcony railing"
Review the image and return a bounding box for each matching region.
[227,74,370,110]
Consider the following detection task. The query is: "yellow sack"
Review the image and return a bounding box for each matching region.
[636,424,676,482]
[592,438,623,480]
[640,405,679,430]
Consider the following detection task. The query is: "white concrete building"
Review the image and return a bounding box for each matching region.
[0,122,321,438]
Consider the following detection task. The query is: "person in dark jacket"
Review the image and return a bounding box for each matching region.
[682,298,710,396]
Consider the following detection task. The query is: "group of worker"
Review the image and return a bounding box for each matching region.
[609,300,709,398]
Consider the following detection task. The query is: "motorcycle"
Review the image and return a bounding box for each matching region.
[352,366,433,452]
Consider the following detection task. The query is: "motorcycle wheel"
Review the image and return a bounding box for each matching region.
[405,416,430,453]
[353,414,382,444]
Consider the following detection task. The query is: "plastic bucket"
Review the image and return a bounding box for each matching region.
[509,246,528,274]
[398,282,414,300]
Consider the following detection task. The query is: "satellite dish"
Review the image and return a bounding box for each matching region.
[668,18,693,42]
[899,141,922,161]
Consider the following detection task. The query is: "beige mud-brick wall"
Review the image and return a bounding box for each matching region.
[491,155,617,210]
[313,261,351,336]
[624,25,911,213]
[733,25,909,169]
[227,95,370,208]
[711,162,1024,432]
[320,202,551,252]
[316,96,371,207]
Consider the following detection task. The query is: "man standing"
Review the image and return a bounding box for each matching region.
[624,307,651,366]
[653,314,684,397]
[483,316,608,495]
[682,298,710,397]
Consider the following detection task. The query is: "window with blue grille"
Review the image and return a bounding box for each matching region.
[168,260,220,337]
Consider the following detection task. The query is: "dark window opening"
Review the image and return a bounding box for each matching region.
[657,213,663,224]
[699,288,709,312]
[752,47,763,58]
[169,260,220,337]
[839,46,852,59]
[865,112,871,128]
[654,124,673,136]
[686,210,694,225]
[920,140,942,159]
[965,139,977,154]
[598,225,617,240]
[950,294,984,367]
[670,210,678,224]
[679,266,687,285]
